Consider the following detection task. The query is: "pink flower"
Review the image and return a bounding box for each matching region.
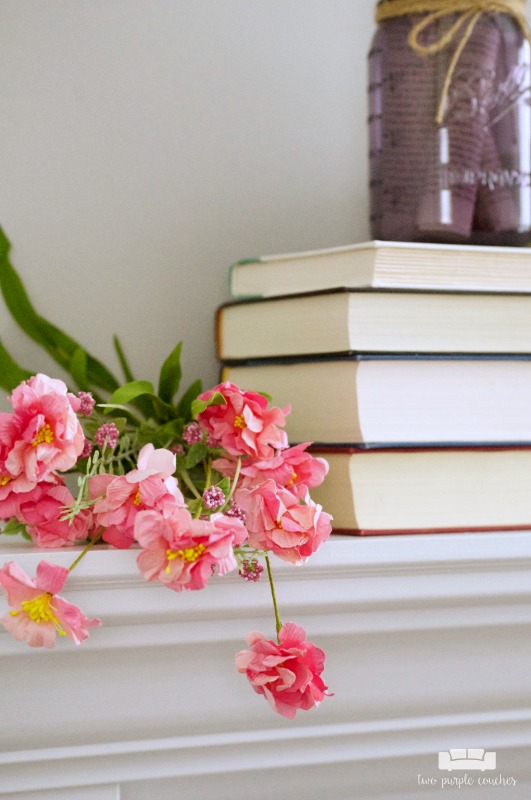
[77,391,96,416]
[182,421,203,445]
[202,485,226,509]
[0,442,36,506]
[239,558,264,582]
[80,439,93,459]
[196,382,289,459]
[130,444,182,486]
[135,506,247,591]
[0,462,26,520]
[0,374,84,485]
[0,560,101,648]
[236,479,332,564]
[215,443,329,499]
[18,482,93,548]
[235,622,331,718]
[90,444,184,548]
[0,496,20,522]
[0,463,61,521]
[94,422,119,450]
[225,499,246,524]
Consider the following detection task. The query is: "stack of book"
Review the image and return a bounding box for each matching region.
[217,240,531,535]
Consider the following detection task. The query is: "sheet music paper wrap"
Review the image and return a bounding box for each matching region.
[368,1,531,245]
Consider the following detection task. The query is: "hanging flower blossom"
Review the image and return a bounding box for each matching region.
[135,506,247,591]
[236,479,332,564]
[0,560,100,648]
[196,382,289,459]
[90,444,184,548]
[235,622,332,719]
[0,373,84,485]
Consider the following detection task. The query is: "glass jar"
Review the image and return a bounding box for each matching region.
[368,2,531,245]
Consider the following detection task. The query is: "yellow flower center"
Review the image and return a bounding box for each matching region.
[276,519,284,529]
[10,592,66,635]
[233,414,246,430]
[32,423,54,447]
[0,474,12,487]
[285,471,297,487]
[133,489,142,506]
[165,544,206,573]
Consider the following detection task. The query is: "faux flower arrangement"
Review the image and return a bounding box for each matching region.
[0,228,333,719]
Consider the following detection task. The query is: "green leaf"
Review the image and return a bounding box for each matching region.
[176,378,202,419]
[146,418,184,448]
[185,442,207,468]
[112,334,156,418]
[69,348,89,391]
[149,394,178,423]
[113,335,135,383]
[0,518,28,536]
[187,497,203,518]
[102,381,177,425]
[216,477,231,497]
[105,380,155,408]
[0,227,120,392]
[109,416,128,432]
[158,342,182,404]
[191,391,226,418]
[96,403,134,414]
[0,339,32,392]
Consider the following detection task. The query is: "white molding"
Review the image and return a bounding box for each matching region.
[1,709,530,795]
[1,787,119,800]
[1,533,530,651]
[1,532,531,798]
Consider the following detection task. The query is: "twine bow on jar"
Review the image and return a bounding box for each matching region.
[376,0,531,123]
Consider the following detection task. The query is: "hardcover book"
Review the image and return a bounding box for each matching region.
[309,445,531,535]
[217,288,531,360]
[221,355,531,446]
[228,240,531,299]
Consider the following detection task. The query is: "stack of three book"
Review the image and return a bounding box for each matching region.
[217,240,531,536]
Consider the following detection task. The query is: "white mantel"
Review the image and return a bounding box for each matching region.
[1,532,531,800]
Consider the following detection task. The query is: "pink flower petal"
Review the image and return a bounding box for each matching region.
[35,561,69,595]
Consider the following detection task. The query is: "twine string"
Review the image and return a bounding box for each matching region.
[375,0,531,123]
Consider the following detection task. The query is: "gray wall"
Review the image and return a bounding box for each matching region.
[0,1,373,400]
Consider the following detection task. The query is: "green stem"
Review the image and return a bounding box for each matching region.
[68,528,104,573]
[62,449,103,522]
[204,456,212,489]
[265,554,283,641]
[226,457,242,505]
[101,445,139,464]
[178,466,202,500]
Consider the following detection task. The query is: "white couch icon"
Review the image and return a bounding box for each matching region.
[438,748,496,771]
